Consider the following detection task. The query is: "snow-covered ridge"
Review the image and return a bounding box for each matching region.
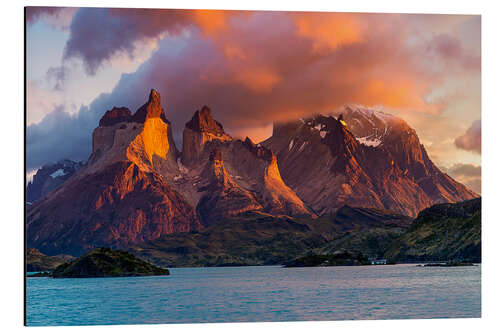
[343,104,397,124]
[289,106,399,148]
[339,105,401,147]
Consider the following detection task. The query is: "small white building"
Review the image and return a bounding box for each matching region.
[368,258,387,265]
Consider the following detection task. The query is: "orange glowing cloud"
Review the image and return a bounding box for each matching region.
[223,43,247,60]
[192,10,230,36]
[360,79,440,112]
[234,67,282,93]
[293,13,364,53]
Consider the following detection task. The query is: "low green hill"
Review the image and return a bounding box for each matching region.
[384,198,481,262]
[130,212,327,267]
[130,208,410,267]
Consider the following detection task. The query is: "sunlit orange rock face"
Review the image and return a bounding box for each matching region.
[27,90,199,256]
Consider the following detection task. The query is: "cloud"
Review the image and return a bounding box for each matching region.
[429,34,462,59]
[26,6,77,30]
[45,65,68,91]
[26,80,64,125]
[442,163,481,194]
[26,10,481,171]
[63,8,236,74]
[292,12,364,53]
[26,93,117,171]
[26,7,63,23]
[455,119,481,153]
[426,33,480,71]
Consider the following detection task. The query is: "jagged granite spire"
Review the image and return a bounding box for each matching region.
[182,106,232,166]
[131,89,169,123]
[185,106,226,136]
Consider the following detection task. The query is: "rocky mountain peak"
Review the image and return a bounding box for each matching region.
[131,89,168,123]
[262,108,478,217]
[27,159,84,203]
[89,89,178,173]
[242,137,274,162]
[185,105,227,137]
[182,107,232,166]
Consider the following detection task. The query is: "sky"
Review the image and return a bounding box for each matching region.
[26,7,481,193]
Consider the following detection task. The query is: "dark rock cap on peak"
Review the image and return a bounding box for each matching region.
[131,89,169,123]
[185,106,226,136]
[99,107,132,127]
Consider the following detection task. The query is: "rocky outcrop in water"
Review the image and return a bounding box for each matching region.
[50,247,169,278]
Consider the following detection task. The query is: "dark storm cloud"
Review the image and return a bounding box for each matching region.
[426,33,480,70]
[63,8,220,74]
[455,119,481,153]
[26,7,64,23]
[26,95,116,171]
[26,6,77,30]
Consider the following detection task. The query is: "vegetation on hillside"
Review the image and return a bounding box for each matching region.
[384,198,481,262]
[130,208,410,267]
[283,250,370,267]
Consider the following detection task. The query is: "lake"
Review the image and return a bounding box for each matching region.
[26,264,481,326]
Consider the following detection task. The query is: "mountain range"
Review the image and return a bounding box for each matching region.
[26,89,478,256]
[27,159,83,203]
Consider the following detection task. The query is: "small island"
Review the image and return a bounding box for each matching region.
[29,248,169,278]
[283,250,374,267]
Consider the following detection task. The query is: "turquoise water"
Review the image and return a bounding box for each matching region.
[26,264,481,326]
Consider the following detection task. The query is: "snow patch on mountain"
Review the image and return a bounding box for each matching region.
[49,169,66,178]
[357,137,382,147]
